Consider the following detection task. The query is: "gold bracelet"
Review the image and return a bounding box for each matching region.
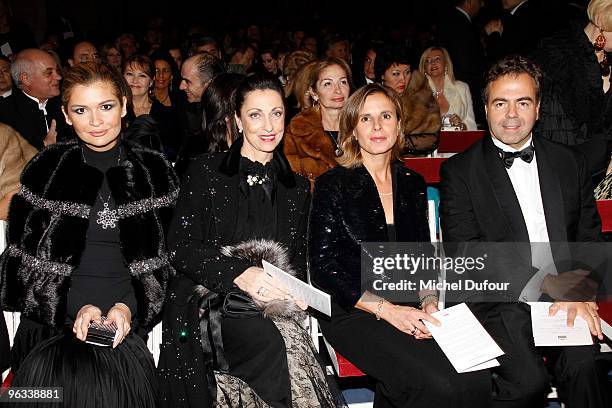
[375,298,385,320]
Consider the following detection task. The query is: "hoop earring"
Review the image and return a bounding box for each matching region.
[594,28,606,51]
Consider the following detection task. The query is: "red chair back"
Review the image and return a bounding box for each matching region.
[438,130,486,153]
[403,158,447,184]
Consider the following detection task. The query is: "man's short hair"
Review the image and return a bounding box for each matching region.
[194,53,226,84]
[10,52,33,88]
[482,54,543,105]
[188,34,220,56]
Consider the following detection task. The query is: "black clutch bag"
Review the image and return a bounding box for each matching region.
[85,316,118,347]
[222,290,261,318]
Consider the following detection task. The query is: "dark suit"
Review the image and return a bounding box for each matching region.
[487,1,541,61]
[0,90,68,150]
[437,6,486,123]
[440,136,611,408]
[158,138,311,408]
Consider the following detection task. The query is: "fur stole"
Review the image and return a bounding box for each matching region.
[401,71,442,155]
[0,124,36,199]
[283,108,338,183]
[195,239,301,318]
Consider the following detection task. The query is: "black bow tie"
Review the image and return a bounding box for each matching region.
[497,145,535,168]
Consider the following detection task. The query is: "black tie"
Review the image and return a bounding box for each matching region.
[497,145,535,169]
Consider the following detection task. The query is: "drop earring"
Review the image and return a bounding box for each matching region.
[594,27,606,51]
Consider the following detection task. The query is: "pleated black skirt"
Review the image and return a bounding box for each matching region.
[8,329,158,408]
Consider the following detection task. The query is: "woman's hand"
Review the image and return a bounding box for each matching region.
[106,303,132,348]
[449,114,467,130]
[73,304,102,342]
[380,303,440,340]
[234,266,292,303]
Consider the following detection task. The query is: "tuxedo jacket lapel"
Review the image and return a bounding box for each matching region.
[533,138,567,242]
[482,137,530,242]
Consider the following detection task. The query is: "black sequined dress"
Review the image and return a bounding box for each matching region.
[159,137,342,407]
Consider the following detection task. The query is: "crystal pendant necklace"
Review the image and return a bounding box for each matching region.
[326,130,344,157]
[82,145,121,229]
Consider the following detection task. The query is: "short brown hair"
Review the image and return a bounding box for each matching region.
[482,54,542,105]
[123,54,155,79]
[337,83,404,169]
[62,61,131,109]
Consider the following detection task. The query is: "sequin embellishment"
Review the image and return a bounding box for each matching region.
[8,245,73,276]
[19,185,90,218]
[117,188,179,218]
[97,202,118,229]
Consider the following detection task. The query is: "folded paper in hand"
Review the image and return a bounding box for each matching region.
[423,303,504,373]
[262,260,332,316]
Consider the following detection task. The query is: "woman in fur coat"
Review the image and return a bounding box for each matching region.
[0,62,178,407]
[283,57,352,189]
[158,74,339,407]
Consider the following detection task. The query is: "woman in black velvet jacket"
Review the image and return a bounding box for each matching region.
[532,0,612,177]
[309,84,491,408]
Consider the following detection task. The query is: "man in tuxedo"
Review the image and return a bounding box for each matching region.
[440,55,610,408]
[437,0,486,124]
[0,49,66,150]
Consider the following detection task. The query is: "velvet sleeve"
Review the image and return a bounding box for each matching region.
[167,157,253,293]
[308,174,361,310]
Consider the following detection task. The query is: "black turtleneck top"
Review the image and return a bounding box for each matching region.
[66,143,137,321]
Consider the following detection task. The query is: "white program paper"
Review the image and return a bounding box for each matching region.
[262,260,331,316]
[423,303,504,373]
[528,302,593,347]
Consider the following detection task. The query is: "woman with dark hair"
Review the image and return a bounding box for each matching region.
[309,83,490,408]
[123,54,181,160]
[375,44,441,156]
[150,51,183,161]
[0,61,177,407]
[374,45,414,96]
[283,57,352,188]
[158,73,338,408]
[173,72,244,176]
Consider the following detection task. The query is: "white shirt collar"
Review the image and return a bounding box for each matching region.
[510,1,528,15]
[1,89,11,98]
[491,135,532,152]
[21,90,48,113]
[456,6,471,22]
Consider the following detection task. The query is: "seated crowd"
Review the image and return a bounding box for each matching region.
[0,0,611,407]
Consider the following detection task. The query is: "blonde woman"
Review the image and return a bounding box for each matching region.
[419,46,477,130]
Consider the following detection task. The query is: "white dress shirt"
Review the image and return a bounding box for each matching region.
[22,90,49,132]
[491,136,557,301]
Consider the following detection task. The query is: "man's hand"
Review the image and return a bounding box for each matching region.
[542,270,598,301]
[549,301,603,340]
[43,119,57,146]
